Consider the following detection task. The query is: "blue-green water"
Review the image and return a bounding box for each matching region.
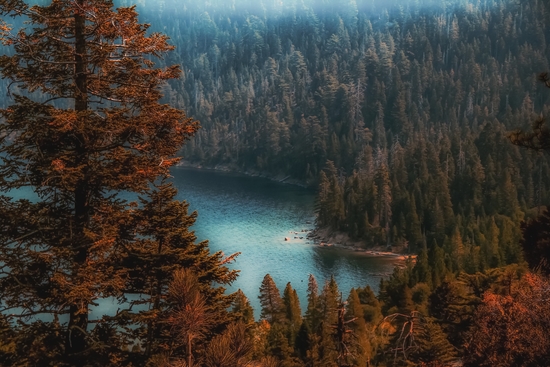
[5,167,399,319]
[169,167,398,315]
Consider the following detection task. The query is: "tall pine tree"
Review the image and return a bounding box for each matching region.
[0,0,235,364]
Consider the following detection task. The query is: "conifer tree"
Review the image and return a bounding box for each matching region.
[259,274,284,324]
[316,276,340,366]
[0,0,234,364]
[124,181,239,361]
[345,289,371,367]
[356,286,382,324]
[166,268,214,367]
[305,274,321,331]
[203,322,254,367]
[232,289,255,325]
[407,320,457,366]
[412,241,432,287]
[429,280,476,349]
[510,72,550,152]
[283,282,302,345]
[294,321,312,363]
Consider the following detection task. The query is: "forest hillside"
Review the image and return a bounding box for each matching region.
[2,1,550,366]
[123,0,550,258]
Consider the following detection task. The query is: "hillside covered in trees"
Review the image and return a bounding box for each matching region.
[1,0,550,366]
[124,0,550,262]
[3,0,550,254]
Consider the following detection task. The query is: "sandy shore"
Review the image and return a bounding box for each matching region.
[307,228,416,263]
[177,161,415,264]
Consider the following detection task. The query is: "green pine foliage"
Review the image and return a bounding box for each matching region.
[232,289,255,325]
[408,319,457,366]
[259,274,285,324]
[120,181,239,360]
[122,0,550,264]
[316,276,341,367]
[283,282,303,346]
[345,289,371,366]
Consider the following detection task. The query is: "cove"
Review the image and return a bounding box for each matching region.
[3,167,400,320]
[169,167,399,316]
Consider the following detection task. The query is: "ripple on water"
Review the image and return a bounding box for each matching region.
[4,167,397,320]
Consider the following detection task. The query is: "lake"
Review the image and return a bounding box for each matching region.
[5,167,400,319]
[167,167,399,316]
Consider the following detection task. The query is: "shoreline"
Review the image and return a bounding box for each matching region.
[307,227,417,263]
[176,160,415,264]
[176,160,313,188]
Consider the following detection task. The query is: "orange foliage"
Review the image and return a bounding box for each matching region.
[464,273,550,366]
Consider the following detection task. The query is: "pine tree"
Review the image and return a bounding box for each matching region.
[484,217,501,268]
[203,322,254,367]
[317,276,340,367]
[429,280,477,349]
[345,289,371,367]
[122,181,239,361]
[0,0,227,363]
[510,72,550,152]
[375,159,392,238]
[412,241,432,287]
[317,171,331,227]
[259,274,284,324]
[430,242,448,288]
[356,286,382,324]
[408,319,457,366]
[232,289,255,325]
[406,195,423,249]
[166,268,214,367]
[305,273,322,332]
[295,321,312,363]
[283,282,302,346]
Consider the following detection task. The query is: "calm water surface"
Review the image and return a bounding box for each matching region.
[7,167,399,319]
[170,167,398,315]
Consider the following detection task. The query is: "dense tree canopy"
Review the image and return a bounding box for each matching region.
[1,0,550,366]
[114,0,550,262]
[0,0,237,364]
[464,273,550,367]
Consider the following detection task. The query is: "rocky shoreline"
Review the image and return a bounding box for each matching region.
[177,160,415,264]
[307,227,416,264]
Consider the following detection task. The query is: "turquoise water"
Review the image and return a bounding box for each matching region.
[4,167,399,319]
[169,167,398,315]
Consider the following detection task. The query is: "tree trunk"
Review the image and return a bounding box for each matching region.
[66,0,89,356]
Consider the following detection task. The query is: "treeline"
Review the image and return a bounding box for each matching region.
[224,261,550,366]
[131,0,549,178]
[128,0,550,253]
[5,256,547,366]
[232,217,550,367]
[316,123,528,266]
[236,212,550,366]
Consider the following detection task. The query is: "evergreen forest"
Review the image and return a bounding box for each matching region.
[1,0,550,366]
[126,0,550,261]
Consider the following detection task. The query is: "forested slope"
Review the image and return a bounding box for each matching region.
[129,0,550,262]
[4,0,549,257]
[2,1,550,366]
